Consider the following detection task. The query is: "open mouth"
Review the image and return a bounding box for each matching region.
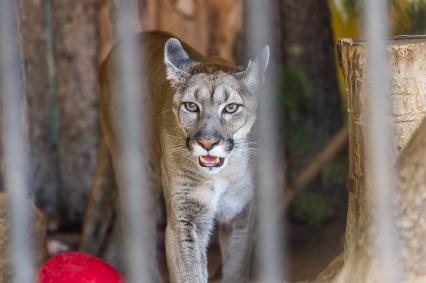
[199,155,225,168]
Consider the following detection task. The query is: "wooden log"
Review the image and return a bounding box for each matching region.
[337,37,426,260]
[333,117,426,283]
[327,37,426,282]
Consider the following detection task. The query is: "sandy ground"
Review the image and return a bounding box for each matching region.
[47,205,346,282]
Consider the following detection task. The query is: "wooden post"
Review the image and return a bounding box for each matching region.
[14,0,103,226]
[16,0,61,220]
[321,37,426,282]
[333,117,426,283]
[52,0,101,224]
[337,37,426,261]
[137,0,243,63]
[206,0,243,63]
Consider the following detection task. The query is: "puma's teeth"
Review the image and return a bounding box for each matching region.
[198,156,224,168]
[200,156,219,164]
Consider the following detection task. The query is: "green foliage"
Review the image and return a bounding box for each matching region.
[291,192,335,227]
[289,123,327,160]
[400,0,426,34]
[331,0,359,23]
[341,0,360,16]
[278,66,331,161]
[333,0,400,17]
[322,156,348,187]
[278,65,310,118]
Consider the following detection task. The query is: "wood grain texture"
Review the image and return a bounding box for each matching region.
[337,38,426,261]
[16,0,61,218]
[52,0,101,224]
[326,37,426,283]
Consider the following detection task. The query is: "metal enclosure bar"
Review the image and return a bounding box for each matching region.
[114,1,152,282]
[246,1,285,282]
[364,0,402,281]
[0,1,35,283]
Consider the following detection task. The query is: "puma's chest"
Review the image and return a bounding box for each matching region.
[188,175,253,224]
[215,172,254,223]
[191,178,229,211]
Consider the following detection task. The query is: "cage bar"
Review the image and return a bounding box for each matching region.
[246,0,285,282]
[0,1,35,282]
[113,1,152,282]
[363,0,402,281]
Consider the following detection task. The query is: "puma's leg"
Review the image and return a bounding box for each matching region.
[165,196,213,283]
[80,140,117,255]
[219,203,254,283]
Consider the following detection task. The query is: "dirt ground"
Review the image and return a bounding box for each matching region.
[48,203,346,282]
[285,205,346,281]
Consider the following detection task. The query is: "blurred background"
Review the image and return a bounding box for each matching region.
[4,0,426,281]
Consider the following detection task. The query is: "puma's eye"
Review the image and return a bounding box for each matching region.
[183,102,199,113]
[224,103,240,114]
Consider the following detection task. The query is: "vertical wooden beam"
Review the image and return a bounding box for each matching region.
[137,0,243,62]
[156,0,208,54]
[52,0,101,224]
[16,0,60,219]
[207,0,243,63]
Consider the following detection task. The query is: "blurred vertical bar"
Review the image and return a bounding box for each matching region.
[0,1,34,283]
[246,0,285,282]
[114,1,151,283]
[363,0,402,281]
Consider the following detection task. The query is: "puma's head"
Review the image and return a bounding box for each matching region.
[164,38,269,174]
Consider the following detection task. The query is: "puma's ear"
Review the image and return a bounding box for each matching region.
[164,38,196,86]
[237,45,270,92]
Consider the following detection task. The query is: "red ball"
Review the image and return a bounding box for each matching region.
[37,252,126,283]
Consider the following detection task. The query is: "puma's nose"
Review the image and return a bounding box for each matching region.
[196,137,219,150]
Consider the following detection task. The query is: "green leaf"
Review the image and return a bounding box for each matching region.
[291,192,335,227]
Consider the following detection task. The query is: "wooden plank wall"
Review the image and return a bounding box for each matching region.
[15,0,243,226]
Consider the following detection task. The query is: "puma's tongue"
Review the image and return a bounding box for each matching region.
[201,156,219,163]
[199,155,223,167]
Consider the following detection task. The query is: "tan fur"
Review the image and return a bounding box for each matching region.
[81,31,268,283]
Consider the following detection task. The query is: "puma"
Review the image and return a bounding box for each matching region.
[80,31,269,283]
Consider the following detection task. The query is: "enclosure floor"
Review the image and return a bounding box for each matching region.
[285,205,346,281]
[48,204,346,282]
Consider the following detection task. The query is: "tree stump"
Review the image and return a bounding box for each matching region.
[334,115,426,283]
[337,37,426,260]
[330,37,426,282]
